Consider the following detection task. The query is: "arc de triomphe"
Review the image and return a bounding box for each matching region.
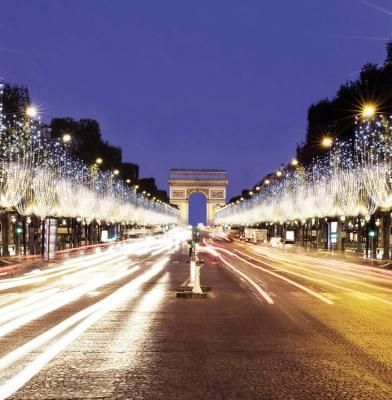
[168,169,228,225]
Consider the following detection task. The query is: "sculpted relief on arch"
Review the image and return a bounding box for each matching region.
[187,188,209,198]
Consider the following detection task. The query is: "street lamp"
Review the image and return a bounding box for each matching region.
[264,179,270,185]
[321,136,333,148]
[276,170,282,177]
[26,106,37,118]
[113,169,120,176]
[361,103,376,119]
[95,157,103,165]
[62,133,72,143]
[255,186,260,191]
[126,179,131,184]
[291,158,298,167]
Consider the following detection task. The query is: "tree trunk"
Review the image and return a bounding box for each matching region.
[1,211,10,257]
[383,211,391,260]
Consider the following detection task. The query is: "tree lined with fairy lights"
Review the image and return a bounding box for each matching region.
[216,111,392,226]
[0,103,179,226]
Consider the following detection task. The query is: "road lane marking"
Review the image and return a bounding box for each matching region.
[219,255,274,305]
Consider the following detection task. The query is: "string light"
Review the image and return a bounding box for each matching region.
[216,114,392,225]
[0,110,179,225]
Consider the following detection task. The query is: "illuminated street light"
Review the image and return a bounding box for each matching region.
[255,186,260,191]
[62,133,72,143]
[321,136,333,148]
[126,179,131,183]
[26,106,37,118]
[95,157,103,165]
[291,158,298,166]
[135,185,139,189]
[361,103,376,119]
[264,179,270,185]
[249,191,253,196]
[276,170,282,177]
[113,169,120,176]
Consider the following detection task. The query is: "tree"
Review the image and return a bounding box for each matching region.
[298,43,392,166]
[121,162,139,182]
[97,141,121,170]
[2,84,30,116]
[137,178,169,203]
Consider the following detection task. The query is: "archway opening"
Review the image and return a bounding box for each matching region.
[188,192,207,227]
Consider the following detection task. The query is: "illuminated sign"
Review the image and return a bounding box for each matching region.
[285,231,295,242]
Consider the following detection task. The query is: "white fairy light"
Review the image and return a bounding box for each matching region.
[0,113,179,225]
[216,115,392,225]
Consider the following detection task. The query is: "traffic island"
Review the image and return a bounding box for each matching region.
[176,228,209,298]
[176,285,211,292]
[176,290,207,299]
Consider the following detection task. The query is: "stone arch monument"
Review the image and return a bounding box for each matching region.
[168,169,228,225]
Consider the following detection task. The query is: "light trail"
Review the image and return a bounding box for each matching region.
[0,250,127,291]
[246,248,392,295]
[0,229,186,398]
[0,266,142,372]
[0,257,169,400]
[234,247,392,307]
[0,237,171,296]
[250,244,392,280]
[0,264,138,337]
[207,242,333,305]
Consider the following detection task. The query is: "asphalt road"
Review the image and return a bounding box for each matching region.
[0,229,391,399]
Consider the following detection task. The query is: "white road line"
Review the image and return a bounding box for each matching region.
[219,255,274,305]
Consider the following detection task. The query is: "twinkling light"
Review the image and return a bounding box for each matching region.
[0,109,179,225]
[216,115,392,225]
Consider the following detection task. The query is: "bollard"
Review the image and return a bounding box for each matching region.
[188,260,196,287]
[192,262,203,294]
